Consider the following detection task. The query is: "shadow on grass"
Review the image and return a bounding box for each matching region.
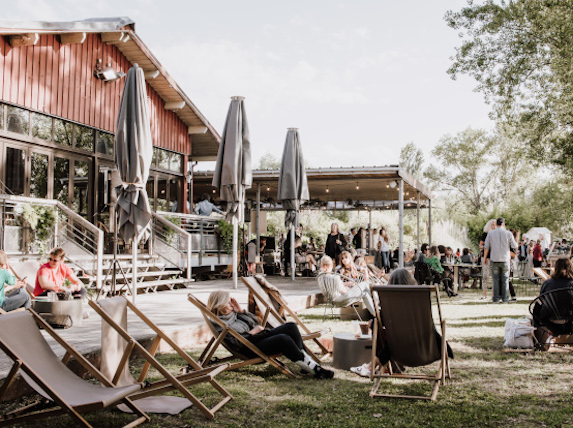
[450,321,506,328]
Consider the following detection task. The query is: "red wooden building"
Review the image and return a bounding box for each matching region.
[0,17,220,229]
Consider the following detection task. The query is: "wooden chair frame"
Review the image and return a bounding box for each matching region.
[240,276,330,361]
[369,285,451,401]
[0,309,149,427]
[187,293,296,379]
[88,297,232,419]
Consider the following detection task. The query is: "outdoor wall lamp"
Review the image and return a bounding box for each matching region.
[94,59,126,82]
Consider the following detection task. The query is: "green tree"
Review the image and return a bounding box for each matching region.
[399,142,425,180]
[446,0,573,173]
[425,127,499,214]
[258,152,281,170]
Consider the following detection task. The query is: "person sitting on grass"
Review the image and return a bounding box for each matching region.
[34,247,86,299]
[319,255,375,315]
[0,251,31,312]
[207,290,334,379]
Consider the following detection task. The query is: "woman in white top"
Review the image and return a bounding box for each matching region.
[379,227,391,272]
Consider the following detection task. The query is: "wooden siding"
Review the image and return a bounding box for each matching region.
[0,33,190,154]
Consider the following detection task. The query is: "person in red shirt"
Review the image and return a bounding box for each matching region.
[533,240,544,268]
[34,247,86,298]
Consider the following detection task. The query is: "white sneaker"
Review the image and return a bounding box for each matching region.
[350,363,372,377]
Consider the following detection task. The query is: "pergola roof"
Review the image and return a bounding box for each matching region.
[194,165,433,210]
[0,17,220,160]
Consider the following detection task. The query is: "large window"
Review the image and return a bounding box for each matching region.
[54,157,70,205]
[31,153,49,198]
[75,124,94,152]
[31,113,52,141]
[5,147,26,195]
[7,106,29,135]
[54,119,73,146]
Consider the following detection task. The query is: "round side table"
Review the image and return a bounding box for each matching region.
[332,332,372,370]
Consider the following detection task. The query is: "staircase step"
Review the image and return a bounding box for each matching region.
[97,277,194,295]
[102,270,182,283]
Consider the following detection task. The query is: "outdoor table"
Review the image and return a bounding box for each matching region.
[332,332,372,370]
[32,298,83,328]
[443,263,484,292]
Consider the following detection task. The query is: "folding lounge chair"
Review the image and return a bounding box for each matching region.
[369,285,451,401]
[88,297,232,419]
[317,272,367,321]
[241,276,331,361]
[0,310,149,427]
[187,293,296,379]
[533,267,551,282]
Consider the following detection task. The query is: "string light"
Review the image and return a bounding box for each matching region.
[326,186,329,193]
[356,182,360,190]
[212,189,216,194]
[266,183,270,191]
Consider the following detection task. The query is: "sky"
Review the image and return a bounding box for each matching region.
[4,0,493,169]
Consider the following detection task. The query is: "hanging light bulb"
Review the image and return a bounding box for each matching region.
[326,186,329,193]
[266,182,270,191]
[356,182,359,190]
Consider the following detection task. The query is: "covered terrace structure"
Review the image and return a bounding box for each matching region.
[193,165,433,268]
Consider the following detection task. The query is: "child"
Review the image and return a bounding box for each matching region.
[0,251,31,312]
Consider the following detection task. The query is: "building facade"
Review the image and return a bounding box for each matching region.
[0,18,219,232]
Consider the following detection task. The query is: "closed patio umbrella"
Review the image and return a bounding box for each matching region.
[212,96,252,288]
[114,63,153,302]
[277,128,309,280]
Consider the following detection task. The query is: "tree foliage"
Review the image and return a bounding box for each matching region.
[446,0,573,173]
[424,127,499,214]
[399,142,425,180]
[257,152,281,170]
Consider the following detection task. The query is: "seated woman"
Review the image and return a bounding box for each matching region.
[532,257,573,345]
[427,246,456,297]
[0,251,31,312]
[33,247,86,298]
[325,254,375,316]
[295,241,318,272]
[207,290,334,379]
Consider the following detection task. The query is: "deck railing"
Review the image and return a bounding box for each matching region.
[0,194,104,290]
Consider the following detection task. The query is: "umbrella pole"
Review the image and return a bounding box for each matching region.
[291,224,295,281]
[233,218,238,289]
[132,236,138,303]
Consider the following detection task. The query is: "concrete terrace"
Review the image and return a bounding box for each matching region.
[0,277,323,384]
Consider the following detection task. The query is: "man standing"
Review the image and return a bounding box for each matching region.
[484,218,518,303]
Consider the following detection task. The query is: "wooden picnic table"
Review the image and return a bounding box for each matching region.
[443,263,484,293]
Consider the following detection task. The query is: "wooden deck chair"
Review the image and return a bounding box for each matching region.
[187,293,296,379]
[0,310,149,427]
[241,276,331,361]
[367,264,390,283]
[533,267,551,282]
[88,297,232,419]
[369,285,451,401]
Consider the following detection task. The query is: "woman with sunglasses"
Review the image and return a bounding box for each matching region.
[33,247,86,298]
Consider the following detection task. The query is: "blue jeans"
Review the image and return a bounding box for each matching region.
[490,261,510,302]
[381,251,390,271]
[1,288,31,312]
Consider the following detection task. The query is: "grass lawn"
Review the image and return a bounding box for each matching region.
[3,286,573,427]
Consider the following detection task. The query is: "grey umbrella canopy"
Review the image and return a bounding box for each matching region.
[212,96,252,223]
[212,96,252,288]
[114,63,153,300]
[277,128,309,280]
[278,128,309,229]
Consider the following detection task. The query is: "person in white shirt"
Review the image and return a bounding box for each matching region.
[379,227,391,271]
[484,217,518,303]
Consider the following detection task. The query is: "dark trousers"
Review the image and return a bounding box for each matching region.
[249,322,305,362]
[381,251,390,271]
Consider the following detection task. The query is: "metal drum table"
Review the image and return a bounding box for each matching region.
[32,299,83,328]
[332,332,372,370]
